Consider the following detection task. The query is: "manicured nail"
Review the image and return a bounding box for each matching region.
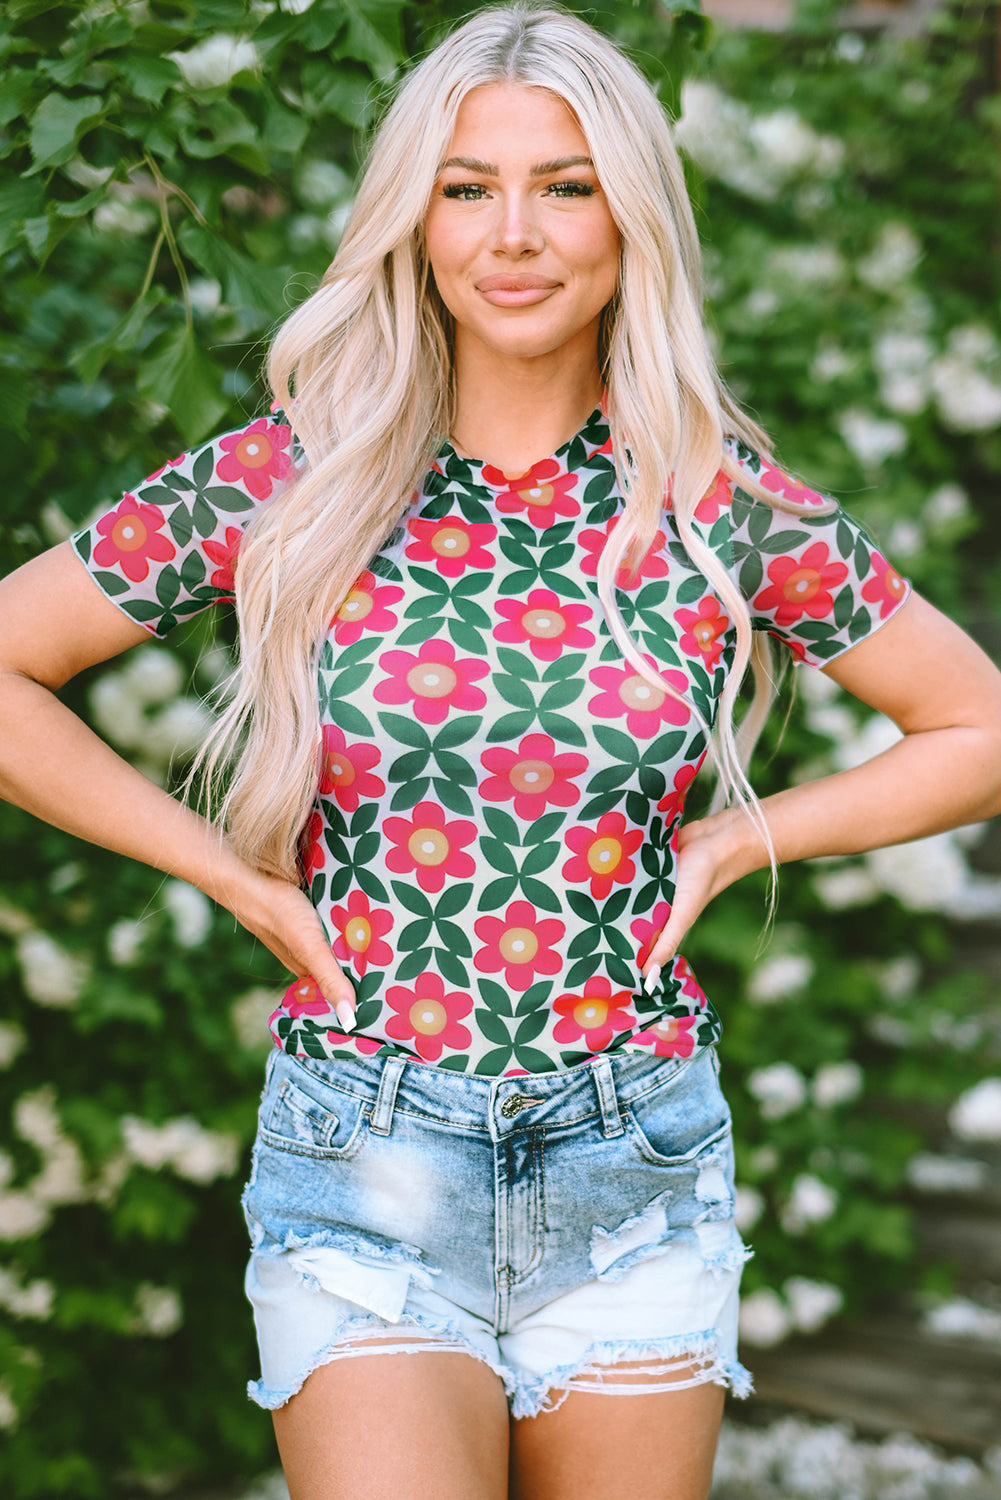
[644,964,661,995]
[336,1001,356,1032]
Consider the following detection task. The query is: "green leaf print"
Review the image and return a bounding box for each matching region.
[538,677,584,712]
[155,566,180,608]
[436,948,469,986]
[834,585,853,630]
[638,765,666,800]
[438,1055,472,1073]
[435,883,474,919]
[396,948,433,981]
[483,807,520,844]
[486,709,534,744]
[191,446,214,489]
[594,726,640,766]
[520,877,561,913]
[391,881,433,918]
[397,619,444,647]
[626,790,649,827]
[433,716,480,751]
[524,812,566,846]
[515,1011,548,1045]
[632,879,660,914]
[503,568,541,595]
[478,875,518,911]
[540,569,585,599]
[435,753,477,787]
[191,494,219,539]
[496,646,538,680]
[848,607,873,645]
[520,842,559,877]
[475,1048,515,1077]
[355,867,389,903]
[517,1046,559,1073]
[404,595,446,622]
[434,779,474,816]
[388,748,432,784]
[580,791,623,820]
[436,919,472,957]
[202,485,256,514]
[476,1008,512,1046]
[166,504,194,548]
[606,952,636,988]
[327,700,374,737]
[583,469,616,506]
[542,653,584,682]
[398,918,433,948]
[567,891,600,924]
[482,838,518,876]
[855,534,872,575]
[603,888,630,922]
[378,712,431,750]
[836,518,855,558]
[477,979,514,1017]
[759,528,814,556]
[538,541,575,571]
[585,765,631,795]
[515,981,553,1014]
[447,620,487,655]
[538,711,586,746]
[567,928,601,959]
[92,569,129,596]
[328,866,352,901]
[496,674,535,711]
[349,803,379,837]
[498,535,536,570]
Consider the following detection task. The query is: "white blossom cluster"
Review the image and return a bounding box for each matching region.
[87,646,212,785]
[120,1114,240,1184]
[674,81,844,202]
[739,1278,844,1348]
[166,33,260,89]
[0,1087,91,1242]
[711,1414,990,1500]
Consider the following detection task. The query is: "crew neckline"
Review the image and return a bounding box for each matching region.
[435,403,606,489]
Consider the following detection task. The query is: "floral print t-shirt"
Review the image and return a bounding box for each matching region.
[72,406,909,1075]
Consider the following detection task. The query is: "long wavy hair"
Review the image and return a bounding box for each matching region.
[197,2,824,882]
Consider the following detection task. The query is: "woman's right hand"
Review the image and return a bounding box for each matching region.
[222,862,358,1028]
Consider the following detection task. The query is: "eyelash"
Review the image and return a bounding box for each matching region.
[441,181,596,201]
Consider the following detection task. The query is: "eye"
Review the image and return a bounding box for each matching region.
[441,183,489,201]
[545,181,596,199]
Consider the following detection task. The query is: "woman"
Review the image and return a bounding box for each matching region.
[2,5,1001,1498]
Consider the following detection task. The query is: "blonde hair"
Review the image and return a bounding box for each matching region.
[199,2,823,881]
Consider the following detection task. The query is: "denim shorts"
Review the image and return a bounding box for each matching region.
[241,1042,753,1419]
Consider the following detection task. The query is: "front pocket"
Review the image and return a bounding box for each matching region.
[623,1049,732,1167]
[260,1073,366,1160]
[625,1111,731,1168]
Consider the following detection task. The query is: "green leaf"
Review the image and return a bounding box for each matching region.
[435,947,469,986]
[27,93,105,172]
[520,877,562,913]
[118,53,182,105]
[136,325,230,447]
[72,288,169,386]
[178,222,291,318]
[390,880,432,918]
[478,875,518,910]
[475,1008,511,1046]
[377,712,431,750]
[477,978,513,1016]
[435,883,473,919]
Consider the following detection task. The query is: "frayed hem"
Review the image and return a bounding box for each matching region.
[246,1309,516,1411]
[509,1329,754,1419]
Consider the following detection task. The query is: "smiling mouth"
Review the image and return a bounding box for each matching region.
[475,276,561,307]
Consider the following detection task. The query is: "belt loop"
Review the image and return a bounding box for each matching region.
[369,1057,405,1137]
[593,1056,624,1139]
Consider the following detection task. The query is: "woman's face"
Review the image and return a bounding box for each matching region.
[424,83,621,370]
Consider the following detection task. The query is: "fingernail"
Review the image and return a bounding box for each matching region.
[643,964,661,995]
[336,1001,356,1033]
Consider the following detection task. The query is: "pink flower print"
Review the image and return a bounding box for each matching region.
[677,595,730,668]
[374,639,488,725]
[630,1016,697,1058]
[347,1034,384,1055]
[479,733,586,820]
[672,954,708,1010]
[283,975,331,1019]
[385,973,472,1061]
[214,418,292,501]
[483,458,580,528]
[695,471,733,524]
[630,900,672,970]
[588,660,690,737]
[769,631,807,662]
[563,812,644,900]
[93,494,175,583]
[657,758,705,824]
[755,458,827,509]
[861,551,907,619]
[754,542,848,627]
[318,726,384,811]
[579,515,669,591]
[202,525,242,593]
[299,809,325,881]
[382,801,476,893]
[330,890,393,978]
[474,900,565,991]
[406,516,496,577]
[331,570,403,645]
[493,588,595,662]
[553,977,634,1051]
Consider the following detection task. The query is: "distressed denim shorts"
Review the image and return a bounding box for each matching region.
[241,1042,753,1419]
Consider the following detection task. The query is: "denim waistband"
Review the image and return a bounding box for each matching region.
[268,1041,714,1143]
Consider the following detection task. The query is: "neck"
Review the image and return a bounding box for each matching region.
[449,331,604,475]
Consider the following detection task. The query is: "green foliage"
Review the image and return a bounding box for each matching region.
[1,0,1000,1495]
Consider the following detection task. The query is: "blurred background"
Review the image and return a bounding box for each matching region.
[1,0,1001,1496]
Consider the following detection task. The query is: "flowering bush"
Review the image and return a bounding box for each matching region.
[1,0,999,1495]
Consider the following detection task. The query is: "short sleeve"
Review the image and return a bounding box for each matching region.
[70,413,298,637]
[724,440,911,667]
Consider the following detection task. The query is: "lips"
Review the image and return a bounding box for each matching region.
[476,274,560,292]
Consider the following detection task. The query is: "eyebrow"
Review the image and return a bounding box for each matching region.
[439,154,595,176]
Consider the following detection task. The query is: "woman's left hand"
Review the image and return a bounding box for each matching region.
[640,809,763,989]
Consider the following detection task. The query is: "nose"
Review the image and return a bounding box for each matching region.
[494,190,544,257]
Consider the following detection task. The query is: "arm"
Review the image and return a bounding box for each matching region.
[642,591,1001,977]
[0,543,358,1020]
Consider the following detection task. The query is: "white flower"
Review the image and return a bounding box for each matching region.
[783,1276,843,1333]
[39,500,75,544]
[750,109,842,176]
[810,341,855,384]
[0,1152,13,1190]
[13,1087,64,1151]
[949,323,1000,363]
[747,1063,807,1120]
[748,953,814,1006]
[107,918,146,967]
[812,863,880,910]
[88,672,147,749]
[0,1267,55,1320]
[768,244,844,287]
[120,647,185,706]
[734,1185,765,1233]
[906,1153,988,1193]
[881,956,920,1000]
[0,1192,51,1241]
[0,1381,17,1431]
[872,330,934,416]
[924,482,970,527]
[187,277,221,316]
[837,409,908,467]
[168,34,259,90]
[931,357,1001,433]
[923,1296,1001,1343]
[31,1141,88,1207]
[0,900,33,936]
[296,158,351,207]
[856,222,922,290]
[835,31,866,62]
[884,518,924,557]
[830,713,902,773]
[0,1023,26,1070]
[744,287,780,321]
[281,0,316,12]
[161,879,213,948]
[92,195,157,238]
[812,1061,863,1108]
[15,931,88,1007]
[121,1114,239,1183]
[782,1174,838,1234]
[749,1144,779,1177]
[144,697,213,761]
[738,1287,792,1348]
[132,1282,183,1337]
[866,831,971,913]
[948,1078,1001,1142]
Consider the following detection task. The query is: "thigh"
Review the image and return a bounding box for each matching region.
[509,1368,725,1500]
[272,1347,510,1500]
